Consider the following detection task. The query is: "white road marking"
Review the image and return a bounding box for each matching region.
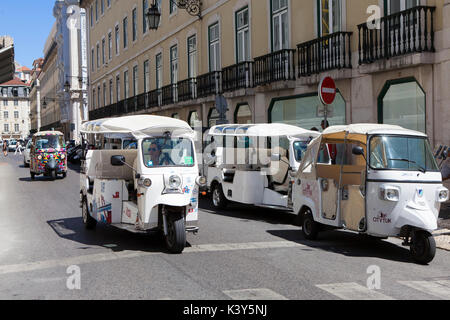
[223,288,288,300]
[398,280,450,300]
[0,241,304,276]
[316,282,395,300]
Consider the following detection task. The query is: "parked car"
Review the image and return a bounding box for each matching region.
[8,140,17,152]
[23,140,32,167]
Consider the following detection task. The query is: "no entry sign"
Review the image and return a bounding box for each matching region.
[319,77,336,105]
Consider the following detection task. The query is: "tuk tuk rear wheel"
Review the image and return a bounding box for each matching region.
[82,198,96,230]
[165,213,186,254]
[410,231,436,264]
[302,209,319,240]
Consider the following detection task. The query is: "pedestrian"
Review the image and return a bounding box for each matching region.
[15,142,22,155]
[2,140,7,157]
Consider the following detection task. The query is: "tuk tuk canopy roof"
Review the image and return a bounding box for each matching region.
[34,131,64,136]
[208,123,320,139]
[321,124,427,144]
[80,115,194,138]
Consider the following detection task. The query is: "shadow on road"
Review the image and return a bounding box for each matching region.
[47,217,192,254]
[267,229,415,264]
[68,162,81,173]
[198,197,298,227]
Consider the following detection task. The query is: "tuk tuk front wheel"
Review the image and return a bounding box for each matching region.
[82,198,96,230]
[165,213,186,254]
[302,209,319,240]
[410,231,436,265]
[212,183,227,209]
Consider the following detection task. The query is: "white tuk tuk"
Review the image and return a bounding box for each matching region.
[293,124,449,264]
[80,115,205,253]
[204,124,320,211]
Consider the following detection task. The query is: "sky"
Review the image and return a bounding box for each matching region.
[0,0,56,68]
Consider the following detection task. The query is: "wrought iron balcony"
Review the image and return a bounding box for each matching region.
[297,32,352,77]
[162,84,177,105]
[253,49,295,86]
[196,71,221,98]
[177,78,196,102]
[222,61,253,92]
[358,6,435,65]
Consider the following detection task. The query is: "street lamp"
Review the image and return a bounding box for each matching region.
[146,0,202,31]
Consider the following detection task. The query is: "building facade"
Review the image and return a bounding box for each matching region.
[30,1,89,142]
[79,0,449,150]
[0,77,31,140]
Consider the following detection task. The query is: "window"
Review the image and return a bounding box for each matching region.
[115,25,120,55]
[108,32,112,60]
[235,104,252,124]
[379,79,425,133]
[103,83,107,106]
[170,45,178,84]
[4,124,8,132]
[102,38,106,64]
[124,71,129,99]
[14,99,18,106]
[144,60,150,92]
[318,0,342,36]
[4,111,8,119]
[169,0,177,14]
[156,53,162,89]
[109,79,113,104]
[236,7,250,62]
[91,48,95,69]
[209,23,220,71]
[133,66,138,96]
[188,111,200,128]
[387,0,419,14]
[14,111,19,119]
[143,0,149,33]
[14,124,19,132]
[101,0,104,15]
[90,5,93,27]
[187,35,197,78]
[92,89,96,109]
[107,0,111,8]
[3,100,7,106]
[116,76,120,101]
[123,17,128,48]
[142,137,194,168]
[95,0,98,21]
[96,43,100,69]
[271,0,289,51]
[270,93,346,130]
[97,85,101,107]
[132,8,137,42]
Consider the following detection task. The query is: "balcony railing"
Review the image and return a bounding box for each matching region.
[297,32,352,76]
[178,78,196,102]
[222,61,253,92]
[253,49,296,86]
[197,71,221,98]
[358,6,435,65]
[162,84,176,105]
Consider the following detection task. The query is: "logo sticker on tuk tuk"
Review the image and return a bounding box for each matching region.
[183,186,190,194]
[373,212,391,224]
[184,157,194,165]
[302,184,313,197]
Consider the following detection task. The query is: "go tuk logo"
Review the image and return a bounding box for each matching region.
[373,212,391,224]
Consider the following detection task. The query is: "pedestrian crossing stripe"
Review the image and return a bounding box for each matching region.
[223,288,288,300]
[398,280,450,300]
[316,283,395,300]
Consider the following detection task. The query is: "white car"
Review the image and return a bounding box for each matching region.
[8,140,17,152]
[23,140,32,167]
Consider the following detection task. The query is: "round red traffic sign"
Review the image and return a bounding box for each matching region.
[319,77,336,105]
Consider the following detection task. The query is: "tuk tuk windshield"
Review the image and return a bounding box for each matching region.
[293,140,308,162]
[369,136,439,172]
[142,137,194,167]
[35,135,64,150]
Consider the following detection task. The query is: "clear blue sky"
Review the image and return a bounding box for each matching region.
[0,0,56,68]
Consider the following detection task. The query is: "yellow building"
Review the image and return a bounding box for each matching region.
[79,0,450,149]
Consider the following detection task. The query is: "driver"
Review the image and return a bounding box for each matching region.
[148,142,172,166]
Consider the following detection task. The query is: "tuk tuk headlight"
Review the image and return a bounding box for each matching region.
[37,155,42,160]
[138,177,152,188]
[196,176,207,186]
[169,175,182,189]
[437,188,449,203]
[379,186,400,202]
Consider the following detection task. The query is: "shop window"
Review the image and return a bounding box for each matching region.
[234,104,252,124]
[208,108,220,128]
[378,79,425,133]
[269,93,346,131]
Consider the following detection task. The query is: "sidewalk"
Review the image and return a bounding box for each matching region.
[435,203,450,251]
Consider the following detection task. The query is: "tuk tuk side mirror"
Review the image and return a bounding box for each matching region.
[352,146,366,161]
[111,155,125,166]
[271,153,281,162]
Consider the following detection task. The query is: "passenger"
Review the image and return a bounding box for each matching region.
[148,142,172,166]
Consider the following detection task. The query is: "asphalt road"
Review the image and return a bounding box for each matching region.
[0,153,450,300]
